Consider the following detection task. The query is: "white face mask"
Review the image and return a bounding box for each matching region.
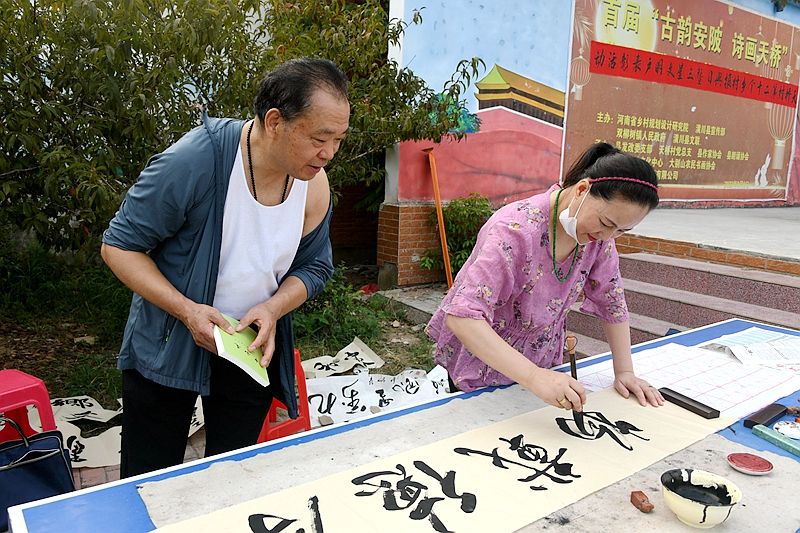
[558,191,589,244]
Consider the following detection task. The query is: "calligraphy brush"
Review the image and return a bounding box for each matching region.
[565,336,586,430]
[566,335,578,381]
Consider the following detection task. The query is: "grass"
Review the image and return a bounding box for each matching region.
[0,231,435,409]
[295,268,435,374]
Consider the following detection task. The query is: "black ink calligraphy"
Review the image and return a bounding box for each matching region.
[308,393,336,415]
[454,434,580,491]
[313,361,339,372]
[247,495,324,533]
[342,350,373,367]
[352,461,476,533]
[392,377,420,395]
[555,411,649,451]
[341,380,367,414]
[66,435,86,463]
[52,398,95,409]
[376,388,394,408]
[63,410,97,421]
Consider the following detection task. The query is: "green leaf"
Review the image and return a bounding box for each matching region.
[1,0,482,252]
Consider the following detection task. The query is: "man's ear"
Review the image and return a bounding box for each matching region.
[263,108,283,136]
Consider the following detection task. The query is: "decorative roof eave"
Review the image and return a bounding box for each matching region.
[475,92,565,118]
[476,64,564,106]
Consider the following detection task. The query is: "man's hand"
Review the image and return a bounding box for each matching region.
[237,302,280,367]
[181,303,234,353]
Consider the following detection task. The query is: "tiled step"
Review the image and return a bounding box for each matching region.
[619,253,800,313]
[566,305,684,345]
[622,278,800,330]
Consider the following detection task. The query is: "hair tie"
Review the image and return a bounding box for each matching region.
[589,176,659,192]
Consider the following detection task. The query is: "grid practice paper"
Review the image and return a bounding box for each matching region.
[579,343,800,419]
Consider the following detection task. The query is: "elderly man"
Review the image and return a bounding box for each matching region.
[102,58,350,477]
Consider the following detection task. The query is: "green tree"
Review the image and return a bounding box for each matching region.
[772,0,800,11]
[1,0,483,252]
[1,0,268,251]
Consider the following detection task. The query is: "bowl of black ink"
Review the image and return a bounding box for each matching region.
[660,468,742,529]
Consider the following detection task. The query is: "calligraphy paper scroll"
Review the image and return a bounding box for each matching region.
[155,389,732,533]
[307,366,451,427]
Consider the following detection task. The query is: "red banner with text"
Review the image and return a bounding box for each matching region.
[565,0,800,201]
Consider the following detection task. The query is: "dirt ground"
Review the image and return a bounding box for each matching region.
[0,308,435,411]
[0,318,121,401]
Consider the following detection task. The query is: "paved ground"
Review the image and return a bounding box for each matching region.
[635,206,800,261]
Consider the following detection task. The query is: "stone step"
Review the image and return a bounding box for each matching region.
[619,252,800,313]
[376,285,446,324]
[566,304,684,345]
[622,278,800,330]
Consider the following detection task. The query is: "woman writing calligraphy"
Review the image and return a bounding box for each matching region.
[426,142,665,411]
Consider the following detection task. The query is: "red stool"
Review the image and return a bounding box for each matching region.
[257,348,311,442]
[0,369,57,442]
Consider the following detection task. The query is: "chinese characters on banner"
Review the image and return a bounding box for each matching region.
[155,389,732,533]
[566,0,800,201]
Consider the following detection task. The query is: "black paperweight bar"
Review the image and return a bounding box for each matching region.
[659,387,720,419]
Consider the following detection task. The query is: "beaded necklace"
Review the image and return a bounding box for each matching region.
[551,187,580,283]
[246,121,290,203]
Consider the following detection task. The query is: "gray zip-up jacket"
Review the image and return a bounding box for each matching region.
[102,114,333,418]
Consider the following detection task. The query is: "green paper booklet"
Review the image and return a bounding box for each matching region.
[213,314,269,387]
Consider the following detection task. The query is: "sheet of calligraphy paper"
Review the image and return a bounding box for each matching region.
[302,337,385,378]
[306,366,451,427]
[155,389,732,533]
[49,395,122,423]
[579,343,800,419]
[57,421,122,468]
[19,395,204,468]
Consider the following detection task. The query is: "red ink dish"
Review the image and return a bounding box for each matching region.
[726,452,773,475]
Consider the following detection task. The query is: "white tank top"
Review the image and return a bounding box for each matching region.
[213,147,308,319]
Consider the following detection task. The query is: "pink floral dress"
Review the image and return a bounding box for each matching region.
[426,186,629,392]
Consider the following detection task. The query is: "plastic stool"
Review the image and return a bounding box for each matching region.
[0,369,57,442]
[257,348,311,442]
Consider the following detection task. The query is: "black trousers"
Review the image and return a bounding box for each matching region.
[448,373,461,393]
[120,356,273,478]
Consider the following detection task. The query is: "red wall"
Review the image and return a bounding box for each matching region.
[398,107,563,207]
[396,106,800,207]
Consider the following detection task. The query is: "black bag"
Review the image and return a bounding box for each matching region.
[0,416,74,530]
